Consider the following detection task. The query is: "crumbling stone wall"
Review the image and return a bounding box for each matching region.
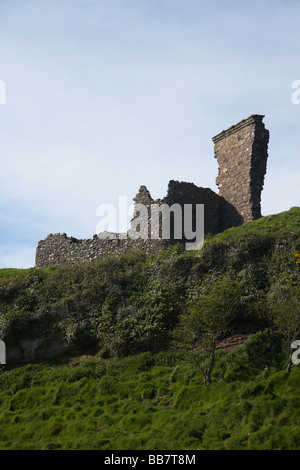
[133,181,222,241]
[35,114,269,268]
[162,180,222,239]
[35,182,221,268]
[35,233,169,268]
[213,115,269,227]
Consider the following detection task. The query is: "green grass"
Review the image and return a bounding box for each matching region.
[211,206,300,243]
[0,208,300,450]
[0,268,29,280]
[0,334,299,450]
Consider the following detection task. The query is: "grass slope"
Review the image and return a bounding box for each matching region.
[0,333,299,450]
[211,206,300,241]
[0,207,299,450]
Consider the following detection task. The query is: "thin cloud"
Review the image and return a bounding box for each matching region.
[0,0,299,267]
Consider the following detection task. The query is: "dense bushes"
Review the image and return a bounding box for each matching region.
[0,208,299,450]
[0,208,299,359]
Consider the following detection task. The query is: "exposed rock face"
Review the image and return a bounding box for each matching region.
[5,335,100,367]
[35,115,269,268]
[6,335,73,366]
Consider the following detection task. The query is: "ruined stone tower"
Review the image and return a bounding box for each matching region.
[35,114,270,268]
[213,115,269,229]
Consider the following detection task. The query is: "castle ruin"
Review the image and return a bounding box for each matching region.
[35,115,269,268]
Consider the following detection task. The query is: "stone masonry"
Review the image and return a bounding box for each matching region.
[213,115,269,228]
[35,233,169,268]
[35,115,269,268]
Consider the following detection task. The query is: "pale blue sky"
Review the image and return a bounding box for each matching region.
[0,0,299,268]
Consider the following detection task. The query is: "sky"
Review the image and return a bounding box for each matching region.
[0,0,299,268]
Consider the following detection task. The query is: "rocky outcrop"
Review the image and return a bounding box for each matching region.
[5,334,99,367]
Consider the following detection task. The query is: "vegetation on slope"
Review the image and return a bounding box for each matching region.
[0,207,299,359]
[0,332,299,450]
[0,207,299,450]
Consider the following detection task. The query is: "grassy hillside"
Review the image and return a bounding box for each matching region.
[0,207,299,450]
[212,206,300,240]
[1,207,299,354]
[0,332,299,450]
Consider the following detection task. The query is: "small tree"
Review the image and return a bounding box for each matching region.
[172,277,244,386]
